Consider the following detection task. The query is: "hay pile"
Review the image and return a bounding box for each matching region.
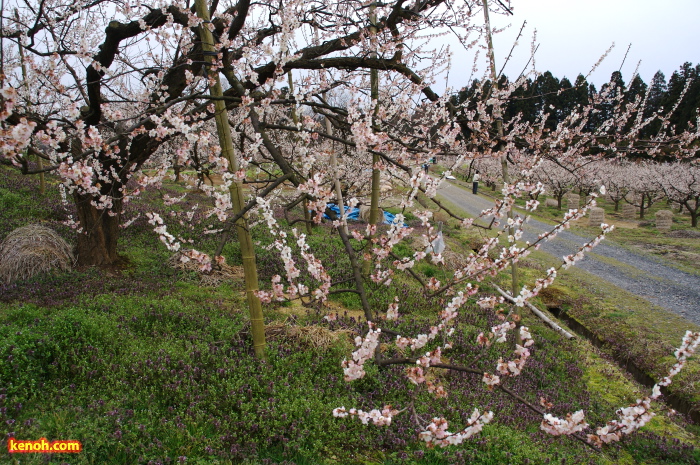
[668,229,700,239]
[265,320,354,349]
[0,224,75,284]
[168,250,244,286]
[442,249,472,271]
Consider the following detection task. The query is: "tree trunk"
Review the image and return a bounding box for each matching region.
[73,192,122,266]
[686,200,699,228]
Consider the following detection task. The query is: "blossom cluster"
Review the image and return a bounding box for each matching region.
[341,322,381,382]
[418,410,494,447]
[0,88,37,164]
[541,331,700,446]
[540,410,588,436]
[254,197,331,303]
[657,330,700,388]
[588,330,699,446]
[146,212,180,252]
[332,405,399,426]
[480,326,534,388]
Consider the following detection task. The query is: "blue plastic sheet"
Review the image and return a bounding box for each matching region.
[382,211,400,226]
[322,204,407,227]
[322,203,360,220]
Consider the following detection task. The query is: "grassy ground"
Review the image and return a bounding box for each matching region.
[447,171,700,276]
[0,167,699,464]
[437,178,700,421]
[520,194,700,276]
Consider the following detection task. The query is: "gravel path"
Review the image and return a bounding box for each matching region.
[437,181,700,326]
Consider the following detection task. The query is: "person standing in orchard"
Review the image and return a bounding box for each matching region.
[473,170,480,194]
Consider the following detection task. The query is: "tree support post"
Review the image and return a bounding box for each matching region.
[365,1,381,275]
[15,11,44,194]
[287,70,313,235]
[195,0,267,359]
[482,0,520,340]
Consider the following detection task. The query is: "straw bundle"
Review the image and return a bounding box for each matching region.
[0,224,74,284]
[265,320,354,349]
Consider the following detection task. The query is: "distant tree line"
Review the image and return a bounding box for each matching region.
[452,62,700,142]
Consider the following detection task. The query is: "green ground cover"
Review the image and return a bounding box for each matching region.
[522,193,700,276]
[0,167,698,464]
[439,179,700,425]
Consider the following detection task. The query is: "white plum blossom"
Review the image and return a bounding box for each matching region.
[332,406,399,427]
[341,322,381,382]
[386,297,400,321]
[540,410,588,436]
[419,410,494,447]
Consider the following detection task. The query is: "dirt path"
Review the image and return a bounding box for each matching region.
[437,181,700,326]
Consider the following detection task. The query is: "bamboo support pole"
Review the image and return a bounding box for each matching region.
[367,2,381,231]
[195,0,267,359]
[364,2,381,275]
[287,71,313,235]
[482,0,519,339]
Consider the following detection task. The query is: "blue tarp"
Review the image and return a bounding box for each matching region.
[323,203,360,221]
[382,211,400,226]
[322,204,407,226]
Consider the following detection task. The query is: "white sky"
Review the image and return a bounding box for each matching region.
[442,0,700,91]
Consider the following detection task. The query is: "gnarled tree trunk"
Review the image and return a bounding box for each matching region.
[73,191,123,266]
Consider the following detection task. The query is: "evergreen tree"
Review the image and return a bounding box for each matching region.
[596,71,626,130]
[505,78,537,124]
[452,79,484,140]
[625,74,648,106]
[648,71,667,111]
[642,71,667,137]
[557,77,577,121]
[533,71,561,130]
[621,74,647,134]
[583,82,598,131]
[449,63,697,143]
[569,74,591,110]
[675,64,700,134]
[663,62,697,134]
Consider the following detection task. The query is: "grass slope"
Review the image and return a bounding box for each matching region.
[0,167,698,464]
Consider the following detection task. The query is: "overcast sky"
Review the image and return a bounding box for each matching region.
[442,0,700,91]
